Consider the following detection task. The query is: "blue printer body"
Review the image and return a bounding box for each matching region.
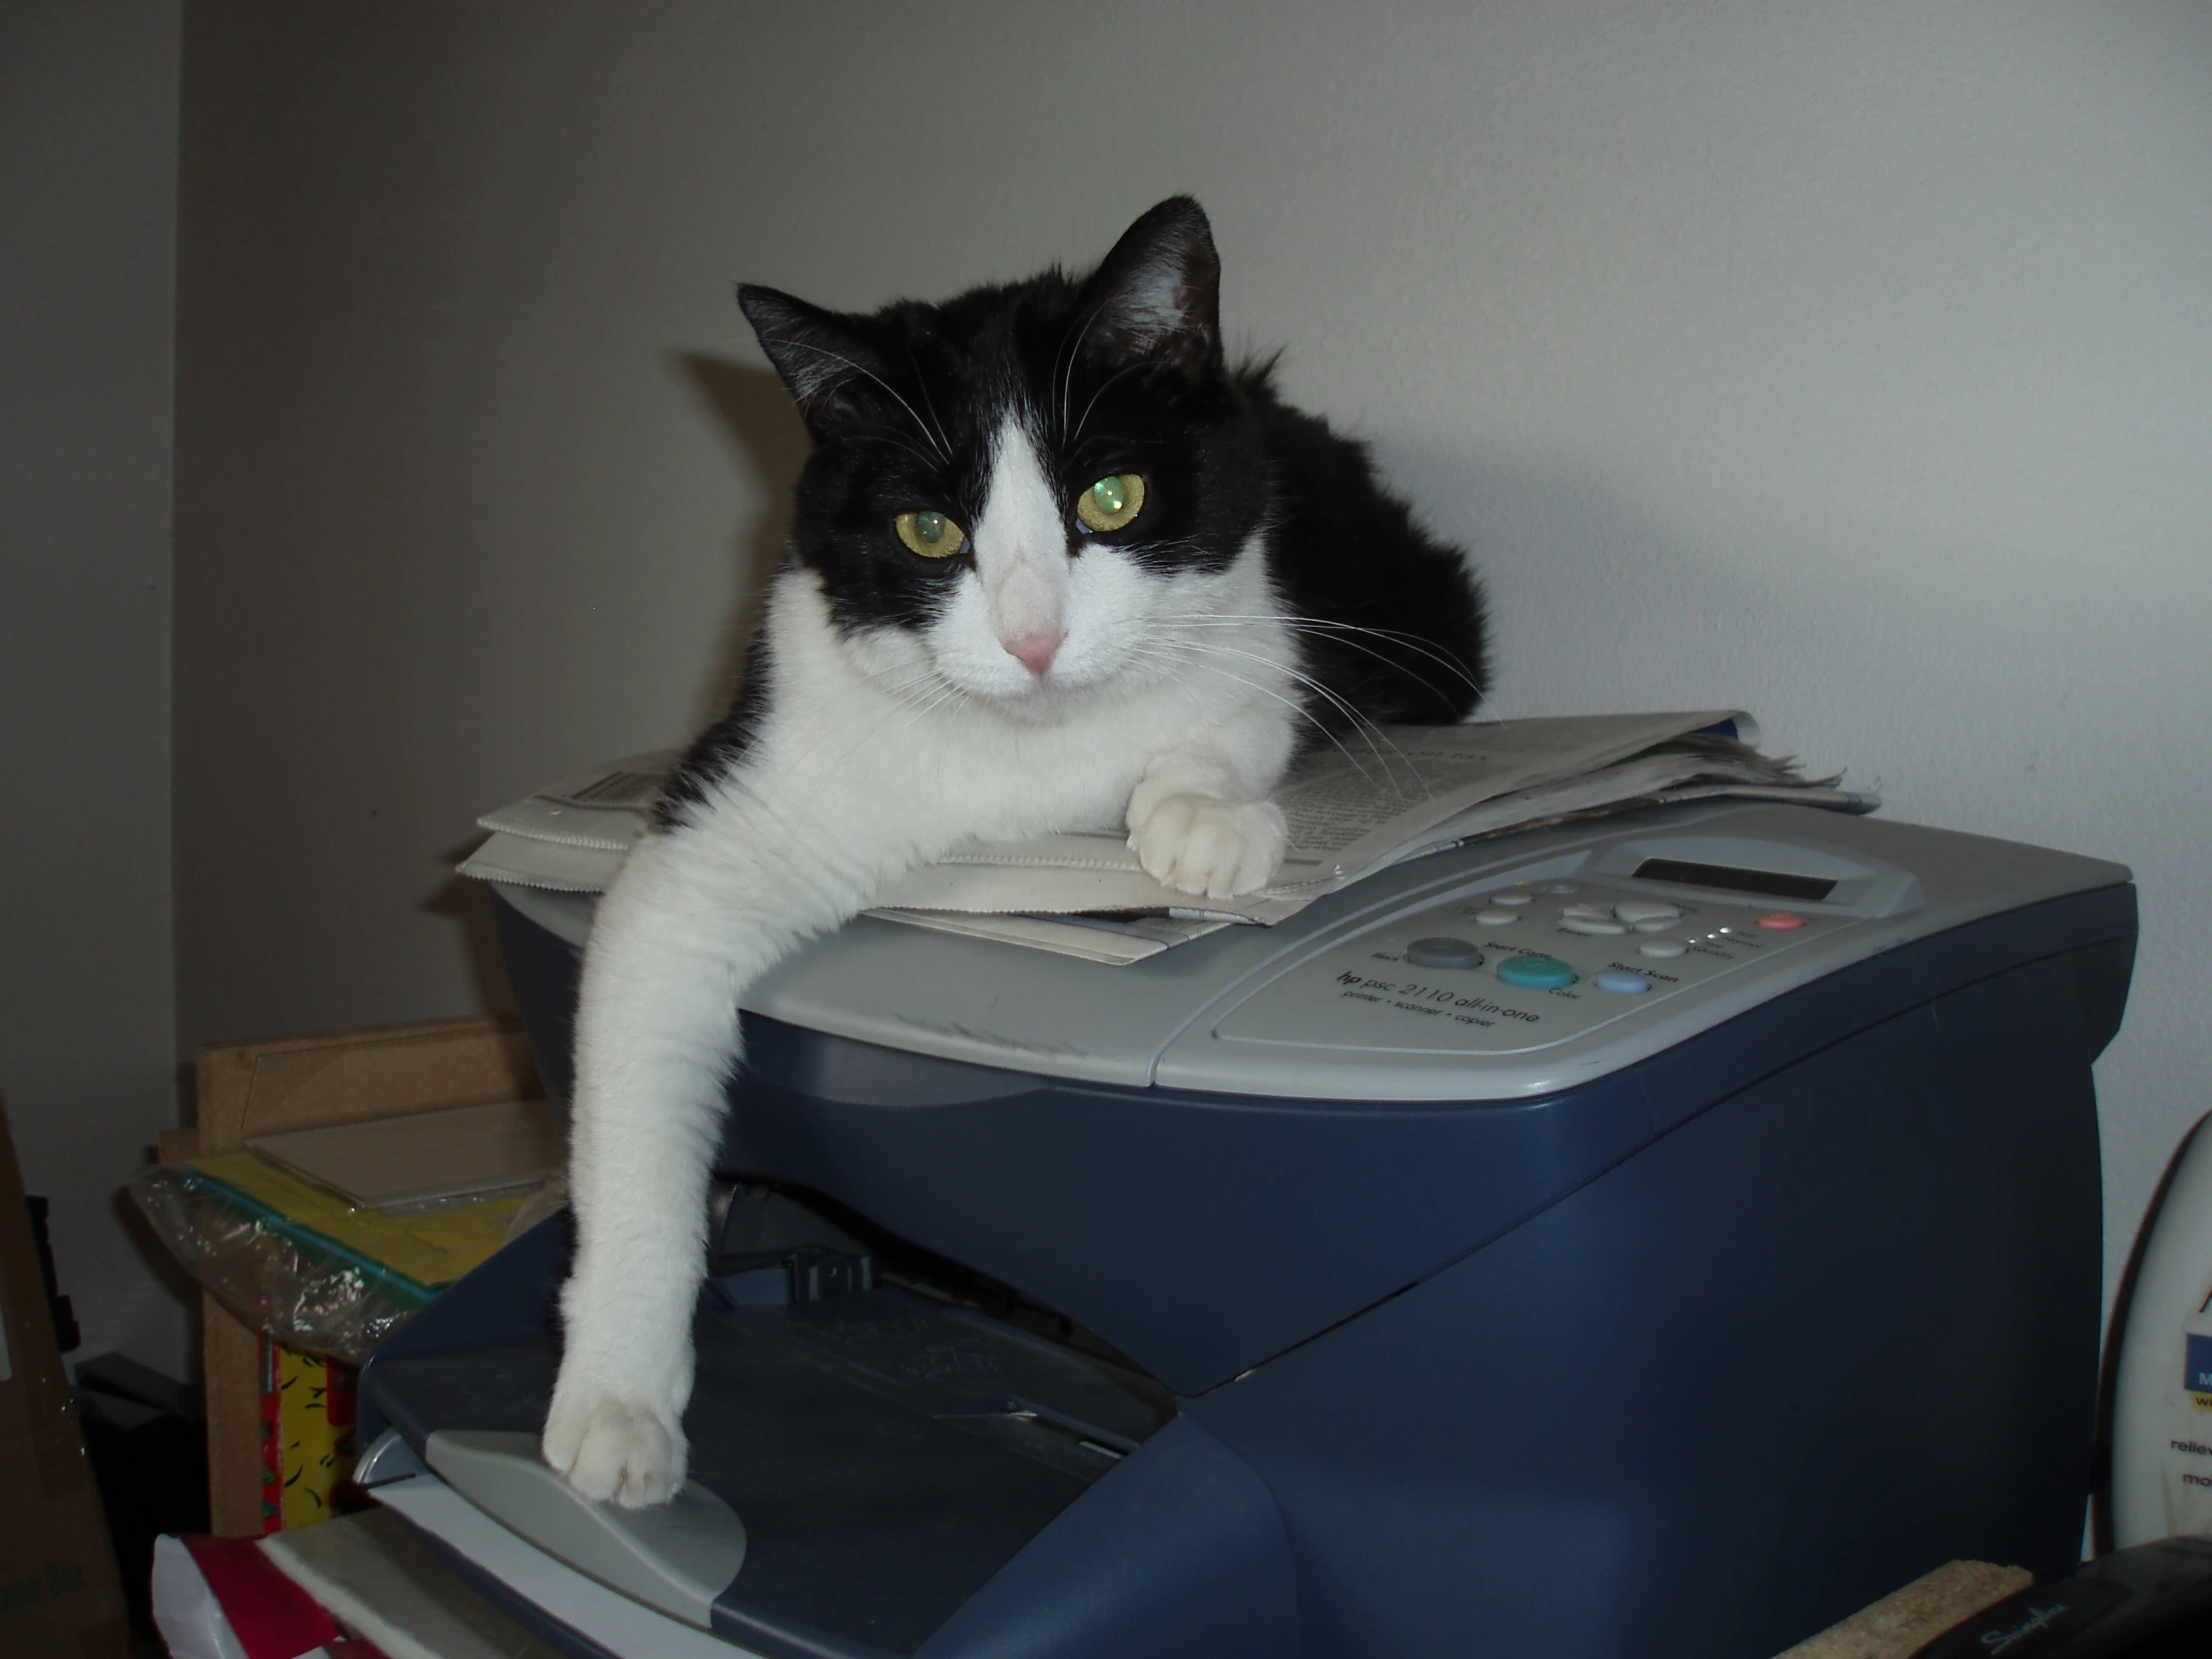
[361,802,2135,1658]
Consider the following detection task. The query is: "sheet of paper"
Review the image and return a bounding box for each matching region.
[450,710,1875,954]
[458,830,626,893]
[262,1507,568,1659]
[475,752,677,850]
[371,1476,759,1659]
[1354,745,1823,871]
[1272,711,1753,869]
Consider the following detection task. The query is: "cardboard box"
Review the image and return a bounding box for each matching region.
[0,1094,131,1659]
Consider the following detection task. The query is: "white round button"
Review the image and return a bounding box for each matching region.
[1559,917,1627,936]
[1613,900,1684,923]
[1491,893,1533,907]
[1638,938,1688,959]
[1632,918,1677,933]
[1473,909,1519,926]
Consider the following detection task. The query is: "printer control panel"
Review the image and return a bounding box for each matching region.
[1213,876,1856,1059]
[724,800,2123,1101]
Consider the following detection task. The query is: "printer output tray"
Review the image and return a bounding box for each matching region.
[366,1271,1173,1657]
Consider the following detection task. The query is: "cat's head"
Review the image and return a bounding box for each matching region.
[740,198,1270,712]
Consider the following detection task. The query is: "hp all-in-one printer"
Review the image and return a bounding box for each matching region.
[358,801,2135,1659]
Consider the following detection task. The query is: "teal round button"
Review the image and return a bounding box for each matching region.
[1497,953,1576,990]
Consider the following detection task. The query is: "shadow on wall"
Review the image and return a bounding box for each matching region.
[422,849,519,1019]
[676,352,812,727]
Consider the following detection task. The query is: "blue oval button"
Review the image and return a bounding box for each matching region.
[1595,969,1651,995]
[1497,953,1576,990]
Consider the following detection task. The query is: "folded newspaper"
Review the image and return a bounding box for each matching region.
[458,711,1876,964]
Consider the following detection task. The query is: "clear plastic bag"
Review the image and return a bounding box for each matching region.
[130,1164,435,1365]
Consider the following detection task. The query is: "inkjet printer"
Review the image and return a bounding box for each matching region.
[357,801,2135,1659]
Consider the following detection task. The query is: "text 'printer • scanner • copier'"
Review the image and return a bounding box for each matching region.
[357,800,2135,1659]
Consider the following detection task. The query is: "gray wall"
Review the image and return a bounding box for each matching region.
[1,0,185,1374]
[171,1,2212,1312]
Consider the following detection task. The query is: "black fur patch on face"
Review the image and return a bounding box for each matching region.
[739,198,1271,639]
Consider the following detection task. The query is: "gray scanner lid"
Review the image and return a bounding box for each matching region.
[503,802,2129,1104]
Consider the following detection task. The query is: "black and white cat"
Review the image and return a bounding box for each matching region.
[543,198,1487,1505]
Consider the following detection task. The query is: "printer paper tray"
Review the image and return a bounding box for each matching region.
[373,1469,762,1658]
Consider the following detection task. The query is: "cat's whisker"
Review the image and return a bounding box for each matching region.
[1162,618,1468,723]
[1053,299,1115,442]
[834,427,943,470]
[770,337,951,463]
[1169,613,1484,699]
[894,688,960,733]
[871,672,969,728]
[1269,621,1485,699]
[1169,637,1426,799]
[1067,359,1147,452]
[903,345,956,465]
[851,662,942,702]
[729,666,962,815]
[877,684,941,722]
[1121,641,1387,792]
[889,670,971,731]
[1138,618,1426,778]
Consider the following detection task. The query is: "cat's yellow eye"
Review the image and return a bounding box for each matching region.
[894,509,967,558]
[1075,472,1146,533]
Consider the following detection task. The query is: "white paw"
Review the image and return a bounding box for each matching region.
[1127,794,1288,899]
[543,1383,688,1508]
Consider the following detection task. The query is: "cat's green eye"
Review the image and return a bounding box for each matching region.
[894,509,967,558]
[1075,472,1146,533]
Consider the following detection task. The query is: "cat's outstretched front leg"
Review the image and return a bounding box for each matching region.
[542,828,811,1507]
[1125,744,1291,900]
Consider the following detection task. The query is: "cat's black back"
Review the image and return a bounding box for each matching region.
[1239,364,1487,735]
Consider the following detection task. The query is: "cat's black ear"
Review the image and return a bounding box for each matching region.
[739,284,887,435]
[1080,196,1222,374]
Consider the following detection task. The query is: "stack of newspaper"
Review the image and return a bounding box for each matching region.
[458,711,1876,964]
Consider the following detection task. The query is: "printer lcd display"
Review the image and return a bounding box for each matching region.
[1631,857,1838,902]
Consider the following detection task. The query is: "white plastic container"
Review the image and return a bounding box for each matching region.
[2111,1111,2212,1545]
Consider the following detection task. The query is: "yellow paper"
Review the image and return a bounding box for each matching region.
[190,1150,527,1294]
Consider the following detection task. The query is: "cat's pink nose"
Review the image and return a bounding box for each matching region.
[1002,628,1064,677]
